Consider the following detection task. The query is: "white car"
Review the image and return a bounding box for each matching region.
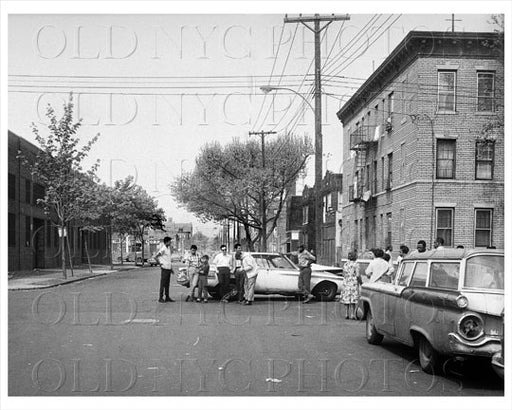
[204,252,345,301]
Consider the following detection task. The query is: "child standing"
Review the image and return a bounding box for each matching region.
[197,255,210,303]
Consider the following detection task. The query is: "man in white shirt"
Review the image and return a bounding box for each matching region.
[365,248,392,283]
[212,244,233,302]
[154,236,174,303]
[234,244,258,305]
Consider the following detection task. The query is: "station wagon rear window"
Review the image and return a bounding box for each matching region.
[429,262,460,289]
[464,255,504,290]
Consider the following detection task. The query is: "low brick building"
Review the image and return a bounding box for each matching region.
[336,31,504,256]
[8,130,109,272]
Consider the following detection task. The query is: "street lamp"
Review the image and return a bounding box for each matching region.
[260,85,323,258]
[260,85,314,113]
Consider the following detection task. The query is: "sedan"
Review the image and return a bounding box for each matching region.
[206,252,345,301]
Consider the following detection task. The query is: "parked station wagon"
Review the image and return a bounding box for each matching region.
[359,248,504,376]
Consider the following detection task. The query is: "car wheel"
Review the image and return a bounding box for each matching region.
[312,282,337,301]
[418,336,442,374]
[366,309,384,345]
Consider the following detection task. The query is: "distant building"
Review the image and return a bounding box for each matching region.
[284,171,343,265]
[8,131,108,272]
[336,31,504,256]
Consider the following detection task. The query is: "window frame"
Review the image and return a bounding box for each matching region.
[8,173,16,200]
[436,139,456,179]
[436,207,454,247]
[475,140,494,180]
[474,208,493,248]
[437,70,457,112]
[477,71,495,112]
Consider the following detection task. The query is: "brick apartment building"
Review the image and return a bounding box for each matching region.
[336,31,504,257]
[284,172,343,265]
[8,130,109,272]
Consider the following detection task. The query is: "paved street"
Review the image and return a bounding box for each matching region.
[9,267,504,396]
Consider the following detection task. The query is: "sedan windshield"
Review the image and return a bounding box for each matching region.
[464,255,504,290]
[254,254,297,269]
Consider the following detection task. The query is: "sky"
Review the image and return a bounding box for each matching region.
[5,6,502,237]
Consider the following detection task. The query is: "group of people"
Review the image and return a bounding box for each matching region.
[152,239,259,305]
[338,237,448,320]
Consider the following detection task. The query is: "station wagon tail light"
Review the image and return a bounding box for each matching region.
[456,295,468,309]
[458,314,484,341]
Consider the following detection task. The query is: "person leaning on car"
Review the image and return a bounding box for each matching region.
[234,244,258,305]
[297,245,316,303]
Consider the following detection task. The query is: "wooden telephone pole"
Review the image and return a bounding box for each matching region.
[249,130,276,251]
[284,14,350,258]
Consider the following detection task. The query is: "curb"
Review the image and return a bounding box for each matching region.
[8,266,141,291]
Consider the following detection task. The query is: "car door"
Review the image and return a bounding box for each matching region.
[395,261,429,342]
[252,254,272,292]
[266,254,298,293]
[379,261,415,336]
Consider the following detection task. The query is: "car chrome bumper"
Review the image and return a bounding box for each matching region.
[491,351,504,379]
[448,333,501,357]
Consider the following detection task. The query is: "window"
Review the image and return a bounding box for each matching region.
[386,213,392,248]
[33,183,45,206]
[25,179,31,204]
[475,209,492,247]
[372,160,378,193]
[410,262,428,287]
[429,262,460,289]
[398,262,414,286]
[477,72,495,112]
[25,215,31,247]
[436,139,456,179]
[381,157,385,192]
[9,213,16,247]
[436,208,453,247]
[475,141,494,180]
[438,70,456,111]
[302,206,308,225]
[465,255,503,290]
[387,153,393,189]
[387,92,394,116]
[354,220,359,250]
[8,173,15,200]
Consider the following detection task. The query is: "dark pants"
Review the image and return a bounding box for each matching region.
[197,275,208,300]
[298,266,312,297]
[235,269,245,301]
[217,267,231,298]
[159,268,172,299]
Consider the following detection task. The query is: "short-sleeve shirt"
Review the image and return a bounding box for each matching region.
[156,244,172,270]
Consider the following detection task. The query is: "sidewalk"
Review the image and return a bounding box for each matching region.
[8,264,141,291]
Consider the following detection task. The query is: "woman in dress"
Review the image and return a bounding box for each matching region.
[341,251,361,319]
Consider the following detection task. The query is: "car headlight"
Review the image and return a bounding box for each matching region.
[456,295,468,309]
[458,314,484,340]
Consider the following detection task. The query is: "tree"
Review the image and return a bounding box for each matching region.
[20,95,99,278]
[110,176,166,265]
[171,133,312,251]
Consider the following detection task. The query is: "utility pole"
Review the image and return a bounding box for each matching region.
[249,130,276,252]
[284,14,350,260]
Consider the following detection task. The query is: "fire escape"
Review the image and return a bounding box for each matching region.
[348,122,380,203]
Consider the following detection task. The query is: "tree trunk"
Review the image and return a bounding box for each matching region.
[65,232,74,277]
[244,224,255,251]
[60,223,67,279]
[141,230,145,267]
[120,234,124,265]
[84,234,93,274]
